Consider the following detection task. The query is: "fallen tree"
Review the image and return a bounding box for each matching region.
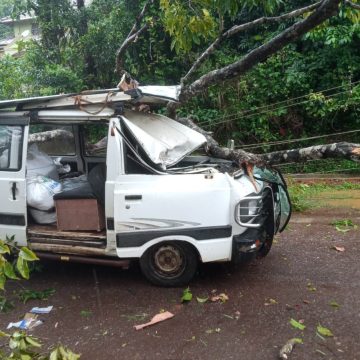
[115,0,360,168]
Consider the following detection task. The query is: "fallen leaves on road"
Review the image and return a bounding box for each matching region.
[329,300,340,308]
[331,246,345,252]
[307,282,316,292]
[290,318,306,331]
[196,296,208,304]
[279,338,303,359]
[134,311,174,330]
[210,293,229,303]
[181,287,193,303]
[264,298,278,306]
[205,328,221,334]
[316,324,333,337]
[331,219,357,233]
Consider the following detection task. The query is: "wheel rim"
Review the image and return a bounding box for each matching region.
[152,244,185,277]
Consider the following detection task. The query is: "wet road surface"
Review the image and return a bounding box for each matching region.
[2,204,360,359]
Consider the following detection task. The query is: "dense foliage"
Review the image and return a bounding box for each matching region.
[0,0,359,172]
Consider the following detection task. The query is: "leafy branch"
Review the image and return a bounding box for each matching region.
[0,236,39,291]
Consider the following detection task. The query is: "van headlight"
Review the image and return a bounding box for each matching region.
[235,194,262,227]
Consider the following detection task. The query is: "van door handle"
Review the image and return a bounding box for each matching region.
[125,195,142,201]
[11,182,17,200]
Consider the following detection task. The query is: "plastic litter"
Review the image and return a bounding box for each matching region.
[134,311,174,330]
[53,157,71,174]
[7,319,30,330]
[27,176,62,211]
[7,308,51,330]
[29,208,57,224]
[27,144,59,180]
[60,174,88,192]
[30,305,53,314]
[7,318,43,330]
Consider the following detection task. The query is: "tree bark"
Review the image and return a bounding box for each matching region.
[181,1,321,85]
[179,0,341,102]
[177,117,360,166]
[345,0,360,10]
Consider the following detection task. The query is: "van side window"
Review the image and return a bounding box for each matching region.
[29,124,75,156]
[83,124,108,157]
[0,125,23,171]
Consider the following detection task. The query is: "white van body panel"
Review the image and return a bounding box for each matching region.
[113,171,260,261]
[0,119,29,246]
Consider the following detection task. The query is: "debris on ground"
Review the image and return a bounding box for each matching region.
[331,245,345,252]
[18,288,56,304]
[7,306,53,330]
[181,287,193,303]
[134,311,174,330]
[196,297,208,303]
[317,324,334,337]
[289,318,306,331]
[30,305,53,314]
[279,338,303,359]
[7,316,42,330]
[264,298,278,306]
[210,293,229,303]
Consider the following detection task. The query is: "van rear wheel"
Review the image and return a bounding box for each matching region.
[140,242,198,287]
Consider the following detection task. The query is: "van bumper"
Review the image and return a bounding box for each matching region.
[231,230,258,264]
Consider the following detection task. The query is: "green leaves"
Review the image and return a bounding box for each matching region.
[290,318,306,331]
[18,288,56,304]
[0,236,39,292]
[329,300,340,308]
[1,329,80,359]
[16,256,29,280]
[0,240,10,254]
[317,324,334,337]
[196,296,208,303]
[181,287,193,302]
[4,262,19,280]
[50,345,81,360]
[19,247,39,262]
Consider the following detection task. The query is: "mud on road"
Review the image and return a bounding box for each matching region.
[2,202,360,359]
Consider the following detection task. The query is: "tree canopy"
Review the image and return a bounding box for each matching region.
[0,0,359,167]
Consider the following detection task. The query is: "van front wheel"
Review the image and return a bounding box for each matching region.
[140,242,198,287]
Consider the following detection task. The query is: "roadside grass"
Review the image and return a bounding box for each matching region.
[287,181,360,212]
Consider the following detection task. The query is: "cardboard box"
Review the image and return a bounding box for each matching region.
[55,198,105,231]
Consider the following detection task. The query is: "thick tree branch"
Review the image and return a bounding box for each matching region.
[345,0,360,10]
[177,117,262,164]
[260,142,360,165]
[115,1,153,76]
[177,117,360,166]
[180,0,341,102]
[182,1,321,85]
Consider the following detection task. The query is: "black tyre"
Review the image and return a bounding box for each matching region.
[257,231,273,258]
[139,241,198,287]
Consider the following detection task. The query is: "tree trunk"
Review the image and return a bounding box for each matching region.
[177,117,360,166]
[179,0,341,102]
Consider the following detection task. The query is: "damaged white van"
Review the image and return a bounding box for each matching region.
[0,87,291,286]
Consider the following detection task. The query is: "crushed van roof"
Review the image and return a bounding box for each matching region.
[0,85,180,110]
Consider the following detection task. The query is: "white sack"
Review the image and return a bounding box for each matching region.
[27,144,59,180]
[29,208,57,224]
[27,175,62,211]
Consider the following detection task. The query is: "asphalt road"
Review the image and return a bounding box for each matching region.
[2,206,360,360]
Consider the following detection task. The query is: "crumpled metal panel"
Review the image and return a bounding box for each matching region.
[121,110,206,169]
